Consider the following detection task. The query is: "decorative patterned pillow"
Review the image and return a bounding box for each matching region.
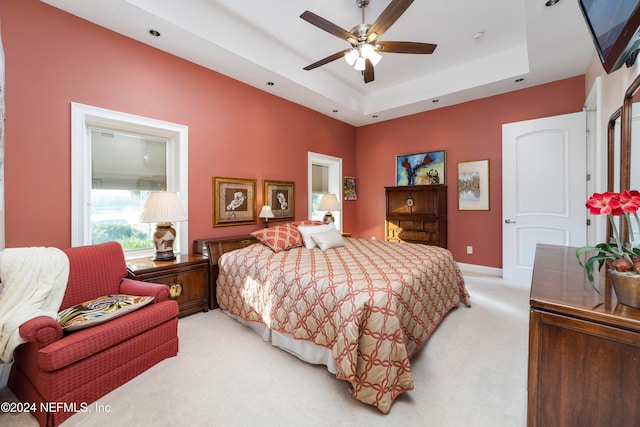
[251,224,303,252]
[57,294,154,331]
[310,227,346,251]
[297,223,336,249]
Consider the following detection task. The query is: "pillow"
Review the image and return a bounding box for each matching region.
[57,294,154,331]
[291,220,325,228]
[297,223,336,249]
[311,228,346,251]
[251,224,303,252]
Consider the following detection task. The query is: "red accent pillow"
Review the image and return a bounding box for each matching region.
[251,224,303,252]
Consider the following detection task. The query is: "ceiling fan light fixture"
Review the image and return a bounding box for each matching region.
[361,44,382,66]
[354,56,366,71]
[345,48,359,65]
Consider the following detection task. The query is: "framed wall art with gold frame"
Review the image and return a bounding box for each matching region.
[263,180,294,222]
[457,159,490,211]
[213,177,256,227]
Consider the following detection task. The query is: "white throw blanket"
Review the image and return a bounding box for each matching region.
[0,247,69,364]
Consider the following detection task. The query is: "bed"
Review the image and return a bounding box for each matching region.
[215,224,470,413]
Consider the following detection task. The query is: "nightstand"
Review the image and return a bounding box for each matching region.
[127,254,209,318]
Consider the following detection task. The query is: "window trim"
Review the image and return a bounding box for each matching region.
[307,151,342,230]
[71,103,188,258]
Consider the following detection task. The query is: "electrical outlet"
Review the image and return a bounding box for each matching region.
[466,246,473,255]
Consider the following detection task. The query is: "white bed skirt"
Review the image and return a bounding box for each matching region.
[222,310,337,374]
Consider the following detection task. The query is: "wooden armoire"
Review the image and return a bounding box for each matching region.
[385,184,447,248]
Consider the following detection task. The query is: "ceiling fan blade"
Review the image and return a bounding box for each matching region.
[300,11,356,43]
[366,0,414,42]
[363,59,375,83]
[304,49,352,71]
[375,41,437,54]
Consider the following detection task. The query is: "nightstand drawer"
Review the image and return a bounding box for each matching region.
[127,254,209,318]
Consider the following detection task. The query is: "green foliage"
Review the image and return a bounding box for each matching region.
[92,222,152,249]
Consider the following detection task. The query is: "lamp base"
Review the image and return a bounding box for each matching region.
[152,223,177,261]
[153,251,176,262]
[323,212,335,224]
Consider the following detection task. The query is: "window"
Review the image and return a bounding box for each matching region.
[72,103,188,259]
[308,152,342,229]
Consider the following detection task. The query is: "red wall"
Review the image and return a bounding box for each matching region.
[355,76,586,268]
[1,1,586,270]
[1,0,356,249]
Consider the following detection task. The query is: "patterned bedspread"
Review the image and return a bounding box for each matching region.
[216,238,470,413]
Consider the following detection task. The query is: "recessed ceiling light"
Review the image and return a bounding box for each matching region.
[372,115,378,118]
[515,77,524,83]
[148,29,161,37]
[332,109,339,113]
[545,0,560,6]
[432,99,439,103]
[472,31,484,40]
[267,82,275,86]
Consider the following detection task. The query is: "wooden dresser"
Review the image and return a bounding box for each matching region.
[385,184,447,247]
[194,235,258,309]
[528,244,640,427]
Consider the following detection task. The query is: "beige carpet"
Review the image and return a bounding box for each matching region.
[0,271,529,427]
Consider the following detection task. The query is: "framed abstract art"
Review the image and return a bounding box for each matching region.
[457,159,490,211]
[396,150,446,186]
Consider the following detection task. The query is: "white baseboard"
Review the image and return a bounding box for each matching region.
[457,262,502,277]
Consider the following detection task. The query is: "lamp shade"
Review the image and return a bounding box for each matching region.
[318,193,340,212]
[259,205,275,219]
[344,48,359,65]
[139,191,187,224]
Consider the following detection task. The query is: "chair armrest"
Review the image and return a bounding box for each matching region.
[119,278,169,302]
[19,316,63,346]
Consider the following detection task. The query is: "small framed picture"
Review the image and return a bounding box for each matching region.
[263,180,295,221]
[344,176,357,200]
[213,177,257,227]
[396,150,446,186]
[457,159,490,211]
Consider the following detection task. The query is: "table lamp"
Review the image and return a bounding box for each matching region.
[259,205,275,228]
[318,193,340,224]
[139,190,187,261]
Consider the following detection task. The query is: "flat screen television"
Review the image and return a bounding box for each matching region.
[579,0,640,73]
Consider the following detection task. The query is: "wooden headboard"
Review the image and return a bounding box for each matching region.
[194,235,258,308]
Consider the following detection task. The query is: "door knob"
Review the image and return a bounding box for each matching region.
[504,219,516,224]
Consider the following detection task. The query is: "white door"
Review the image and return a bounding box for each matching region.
[502,111,587,283]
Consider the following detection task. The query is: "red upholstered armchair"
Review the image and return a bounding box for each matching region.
[8,242,179,427]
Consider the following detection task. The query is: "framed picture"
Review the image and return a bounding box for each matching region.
[396,150,446,186]
[344,176,357,200]
[457,159,490,211]
[263,180,295,221]
[213,177,256,227]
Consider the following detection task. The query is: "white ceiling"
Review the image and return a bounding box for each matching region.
[41,0,596,127]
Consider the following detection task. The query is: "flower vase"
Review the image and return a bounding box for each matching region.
[609,269,640,308]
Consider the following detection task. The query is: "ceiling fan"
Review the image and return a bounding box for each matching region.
[300,0,437,84]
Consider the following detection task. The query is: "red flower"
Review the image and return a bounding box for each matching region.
[585,192,622,215]
[620,190,640,214]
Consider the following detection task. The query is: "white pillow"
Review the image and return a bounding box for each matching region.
[310,228,345,251]
[297,223,335,249]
